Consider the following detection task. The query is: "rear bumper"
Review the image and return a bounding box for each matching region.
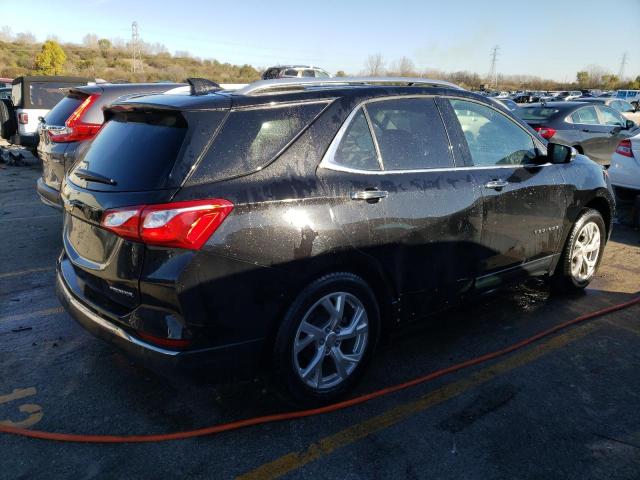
[10,133,38,148]
[36,178,63,209]
[56,266,264,381]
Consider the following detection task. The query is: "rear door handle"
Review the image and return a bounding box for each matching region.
[351,190,388,202]
[484,179,509,190]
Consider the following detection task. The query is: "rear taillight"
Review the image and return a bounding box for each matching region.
[47,94,102,143]
[101,199,234,250]
[18,112,28,124]
[534,126,556,139]
[615,139,634,158]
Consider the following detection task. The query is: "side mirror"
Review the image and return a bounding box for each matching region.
[38,116,45,123]
[547,143,576,164]
[626,119,636,130]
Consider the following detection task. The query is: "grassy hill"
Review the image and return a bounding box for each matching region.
[0,38,261,83]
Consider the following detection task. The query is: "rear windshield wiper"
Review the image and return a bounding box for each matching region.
[74,169,117,186]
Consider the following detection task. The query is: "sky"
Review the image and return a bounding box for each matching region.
[2,0,639,81]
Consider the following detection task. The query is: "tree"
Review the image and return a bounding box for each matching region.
[393,56,415,76]
[98,38,111,55]
[363,53,385,76]
[83,33,99,47]
[0,26,13,42]
[601,74,619,90]
[34,40,66,75]
[576,71,589,87]
[15,32,36,44]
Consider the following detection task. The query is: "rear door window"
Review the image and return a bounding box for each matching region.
[571,106,600,125]
[70,111,187,191]
[188,102,327,184]
[449,99,536,166]
[365,98,454,170]
[44,93,87,126]
[332,108,380,171]
[597,106,625,126]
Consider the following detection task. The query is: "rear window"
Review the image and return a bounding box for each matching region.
[187,102,327,185]
[44,93,87,126]
[518,107,561,122]
[29,82,81,109]
[71,111,186,191]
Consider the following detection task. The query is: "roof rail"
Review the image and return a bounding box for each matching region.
[233,77,462,96]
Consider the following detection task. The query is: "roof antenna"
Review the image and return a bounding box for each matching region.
[186,78,221,96]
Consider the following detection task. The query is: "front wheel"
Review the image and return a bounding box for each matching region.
[272,273,380,406]
[552,209,606,291]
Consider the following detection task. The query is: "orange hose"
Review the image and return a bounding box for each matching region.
[2,295,639,443]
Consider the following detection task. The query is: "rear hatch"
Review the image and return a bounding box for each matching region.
[39,90,92,190]
[60,96,230,317]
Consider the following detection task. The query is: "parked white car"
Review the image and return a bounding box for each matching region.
[609,133,640,191]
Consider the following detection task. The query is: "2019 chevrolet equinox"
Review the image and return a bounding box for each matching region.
[56,77,615,405]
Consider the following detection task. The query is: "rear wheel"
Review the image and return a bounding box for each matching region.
[552,209,605,291]
[272,272,380,406]
[0,100,16,141]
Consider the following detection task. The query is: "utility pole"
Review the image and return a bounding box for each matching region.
[618,51,628,81]
[488,45,500,89]
[131,21,143,73]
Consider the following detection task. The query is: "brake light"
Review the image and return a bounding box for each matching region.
[18,112,28,124]
[101,199,234,250]
[615,139,634,158]
[47,94,102,143]
[534,126,556,139]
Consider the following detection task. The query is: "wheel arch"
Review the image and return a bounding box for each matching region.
[261,251,399,362]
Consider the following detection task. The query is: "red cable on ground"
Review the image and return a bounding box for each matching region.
[1,295,639,444]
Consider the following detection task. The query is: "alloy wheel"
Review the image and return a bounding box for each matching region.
[571,221,601,282]
[293,292,369,391]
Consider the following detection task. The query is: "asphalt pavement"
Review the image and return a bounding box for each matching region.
[1,160,639,479]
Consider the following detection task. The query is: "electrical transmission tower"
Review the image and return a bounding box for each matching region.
[618,52,628,81]
[131,21,144,73]
[488,45,500,88]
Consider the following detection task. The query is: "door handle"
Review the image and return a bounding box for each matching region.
[484,179,509,190]
[351,190,388,202]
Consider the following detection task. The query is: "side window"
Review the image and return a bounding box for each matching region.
[598,106,625,126]
[365,98,454,170]
[449,99,536,166]
[332,109,380,171]
[188,102,327,184]
[571,106,599,125]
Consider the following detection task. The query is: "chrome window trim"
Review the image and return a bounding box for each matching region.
[361,105,384,170]
[319,94,548,175]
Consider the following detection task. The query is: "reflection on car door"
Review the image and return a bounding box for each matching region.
[442,98,568,290]
[319,98,484,321]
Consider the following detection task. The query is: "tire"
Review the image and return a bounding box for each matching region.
[272,272,380,406]
[0,100,16,141]
[551,209,606,292]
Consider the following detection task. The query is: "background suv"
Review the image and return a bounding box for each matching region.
[261,65,331,79]
[37,82,184,208]
[56,77,614,405]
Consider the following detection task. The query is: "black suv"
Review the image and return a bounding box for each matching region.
[56,77,614,405]
[37,82,184,208]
